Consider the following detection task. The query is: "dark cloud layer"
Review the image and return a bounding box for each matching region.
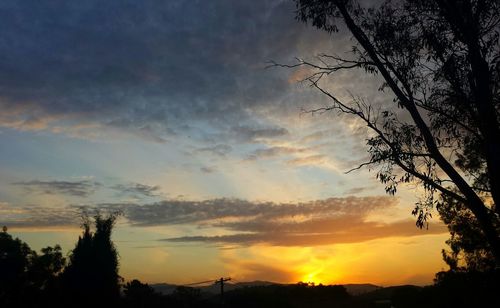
[1,195,446,246]
[164,219,446,246]
[10,178,163,199]
[12,180,101,197]
[144,197,446,246]
[124,196,393,227]
[0,0,333,142]
[0,203,81,228]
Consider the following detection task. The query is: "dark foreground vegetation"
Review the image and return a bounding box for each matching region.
[1,214,499,308]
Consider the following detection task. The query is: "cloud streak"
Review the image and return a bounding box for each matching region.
[245,146,307,161]
[230,126,289,143]
[195,144,233,157]
[150,197,446,246]
[124,196,394,226]
[12,180,101,197]
[110,183,161,198]
[286,154,327,166]
[164,219,446,246]
[0,202,80,228]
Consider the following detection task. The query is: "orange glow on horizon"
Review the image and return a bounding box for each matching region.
[219,234,448,287]
[12,227,449,287]
[300,271,325,286]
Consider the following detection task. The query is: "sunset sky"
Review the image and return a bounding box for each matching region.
[0,0,449,286]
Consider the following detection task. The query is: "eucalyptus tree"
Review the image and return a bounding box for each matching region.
[275,0,500,266]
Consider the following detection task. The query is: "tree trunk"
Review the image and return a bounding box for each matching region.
[336,0,500,267]
[466,40,500,215]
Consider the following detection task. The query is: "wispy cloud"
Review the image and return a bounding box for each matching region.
[343,185,378,195]
[286,155,327,166]
[245,146,307,161]
[231,126,289,143]
[12,180,101,197]
[300,130,330,143]
[110,183,161,198]
[200,166,217,174]
[195,144,233,157]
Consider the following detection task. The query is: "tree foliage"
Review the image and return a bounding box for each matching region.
[0,226,34,305]
[1,213,122,307]
[123,279,162,308]
[0,226,66,307]
[279,0,500,266]
[62,212,121,306]
[438,192,499,271]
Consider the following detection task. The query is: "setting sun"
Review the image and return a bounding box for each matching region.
[302,272,323,285]
[298,260,329,285]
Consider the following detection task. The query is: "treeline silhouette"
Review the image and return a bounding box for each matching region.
[1,215,499,308]
[0,213,123,308]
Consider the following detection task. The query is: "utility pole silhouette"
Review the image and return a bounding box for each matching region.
[214,277,231,306]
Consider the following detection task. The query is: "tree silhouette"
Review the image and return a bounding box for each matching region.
[62,212,121,307]
[123,279,162,308]
[438,192,498,271]
[0,226,33,306]
[28,245,66,287]
[0,226,66,307]
[277,0,500,266]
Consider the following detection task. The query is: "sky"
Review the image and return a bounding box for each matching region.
[0,0,449,286]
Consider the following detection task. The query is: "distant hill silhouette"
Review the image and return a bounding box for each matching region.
[342,283,381,295]
[151,280,279,296]
[151,280,381,296]
[149,283,179,295]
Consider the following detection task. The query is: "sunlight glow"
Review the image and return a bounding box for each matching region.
[302,272,323,285]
